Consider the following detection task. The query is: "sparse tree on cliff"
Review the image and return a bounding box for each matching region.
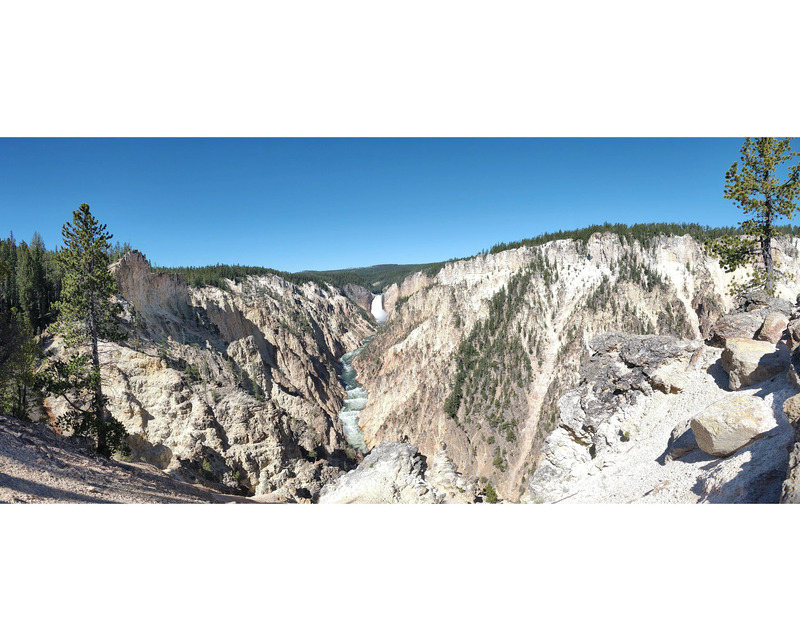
[706,137,800,294]
[45,204,129,457]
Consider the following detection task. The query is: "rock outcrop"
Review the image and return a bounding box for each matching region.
[318,441,478,504]
[318,442,443,504]
[526,324,796,504]
[528,332,708,502]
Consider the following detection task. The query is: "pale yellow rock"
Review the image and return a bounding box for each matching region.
[690,395,774,456]
[650,360,691,393]
[721,337,789,390]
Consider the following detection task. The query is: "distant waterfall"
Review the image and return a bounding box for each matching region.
[371,294,387,324]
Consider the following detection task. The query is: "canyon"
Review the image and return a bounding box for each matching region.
[352,232,800,501]
[8,228,800,503]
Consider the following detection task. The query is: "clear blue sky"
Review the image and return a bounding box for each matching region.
[0,138,749,272]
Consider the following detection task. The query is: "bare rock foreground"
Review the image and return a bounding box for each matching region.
[0,415,253,504]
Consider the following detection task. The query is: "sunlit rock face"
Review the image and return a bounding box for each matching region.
[45,250,377,501]
[354,234,800,501]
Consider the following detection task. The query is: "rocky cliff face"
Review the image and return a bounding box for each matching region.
[353,233,800,501]
[342,283,374,313]
[45,250,375,502]
[318,441,478,504]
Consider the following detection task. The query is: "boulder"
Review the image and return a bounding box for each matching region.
[787,318,800,345]
[733,290,792,315]
[783,394,800,427]
[721,338,789,390]
[756,311,788,343]
[690,395,775,456]
[707,313,762,346]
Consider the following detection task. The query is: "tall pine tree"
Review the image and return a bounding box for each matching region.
[707,137,800,294]
[46,204,129,456]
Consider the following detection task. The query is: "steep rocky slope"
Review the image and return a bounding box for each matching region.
[43,250,375,502]
[527,295,800,503]
[0,414,251,503]
[353,232,800,501]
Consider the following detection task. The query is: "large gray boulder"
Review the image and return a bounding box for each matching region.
[690,395,775,456]
[721,337,789,390]
[733,291,793,315]
[707,294,793,346]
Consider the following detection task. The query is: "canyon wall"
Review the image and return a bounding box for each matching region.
[46,250,375,502]
[354,233,800,501]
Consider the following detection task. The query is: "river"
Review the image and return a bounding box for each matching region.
[338,294,386,452]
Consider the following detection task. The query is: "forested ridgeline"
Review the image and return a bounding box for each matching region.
[151,261,446,293]
[487,222,800,255]
[152,223,789,293]
[0,235,131,332]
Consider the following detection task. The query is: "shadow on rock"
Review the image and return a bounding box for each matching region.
[689,424,789,503]
[707,358,730,390]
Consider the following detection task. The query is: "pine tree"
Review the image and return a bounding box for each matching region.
[0,317,41,419]
[45,204,129,456]
[0,254,42,419]
[706,137,800,294]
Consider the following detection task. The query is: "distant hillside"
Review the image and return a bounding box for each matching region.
[488,222,800,255]
[295,263,446,293]
[150,223,800,294]
[152,261,447,293]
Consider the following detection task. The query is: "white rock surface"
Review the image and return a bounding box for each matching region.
[527,338,795,504]
[318,442,443,504]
